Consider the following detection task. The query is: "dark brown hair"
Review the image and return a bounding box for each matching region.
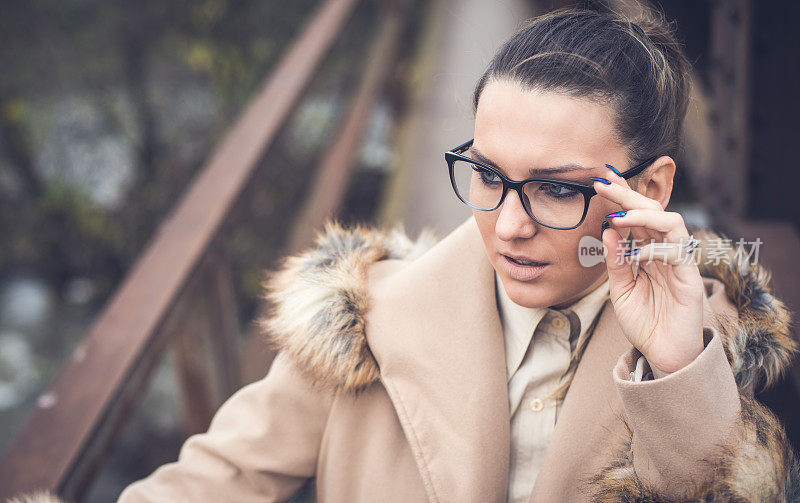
[472,4,692,171]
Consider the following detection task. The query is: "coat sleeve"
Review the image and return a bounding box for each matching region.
[594,326,799,502]
[117,351,336,503]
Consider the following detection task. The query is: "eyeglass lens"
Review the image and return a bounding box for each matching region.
[450,160,586,228]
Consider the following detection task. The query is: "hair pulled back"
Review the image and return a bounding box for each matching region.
[472,4,692,169]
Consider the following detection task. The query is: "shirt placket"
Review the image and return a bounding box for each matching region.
[508,310,574,503]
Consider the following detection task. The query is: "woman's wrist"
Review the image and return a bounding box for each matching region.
[644,332,705,379]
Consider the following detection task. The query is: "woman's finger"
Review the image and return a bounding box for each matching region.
[591,170,660,245]
[604,208,690,242]
[591,178,663,212]
[622,238,700,266]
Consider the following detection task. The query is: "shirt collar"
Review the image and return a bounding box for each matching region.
[494,272,547,379]
[494,272,610,380]
[558,275,611,345]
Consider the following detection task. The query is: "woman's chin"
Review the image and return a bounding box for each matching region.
[498,272,562,308]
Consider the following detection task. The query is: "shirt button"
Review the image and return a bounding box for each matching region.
[551,316,566,330]
[529,398,544,412]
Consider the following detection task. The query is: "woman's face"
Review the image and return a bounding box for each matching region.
[472,79,630,308]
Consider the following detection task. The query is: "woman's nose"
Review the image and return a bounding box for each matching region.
[495,190,538,241]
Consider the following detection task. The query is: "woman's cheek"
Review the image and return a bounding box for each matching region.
[563,232,585,266]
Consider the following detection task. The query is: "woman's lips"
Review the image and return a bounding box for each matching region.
[500,254,548,281]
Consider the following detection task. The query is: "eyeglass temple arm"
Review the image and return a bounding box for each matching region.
[619,156,658,179]
[450,138,474,155]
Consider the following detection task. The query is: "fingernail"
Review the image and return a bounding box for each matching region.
[605,210,627,218]
[623,248,640,257]
[601,220,610,237]
[605,164,622,176]
[590,176,611,185]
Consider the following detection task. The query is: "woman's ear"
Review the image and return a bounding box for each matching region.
[638,155,675,209]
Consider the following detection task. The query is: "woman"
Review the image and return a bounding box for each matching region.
[15,6,798,503]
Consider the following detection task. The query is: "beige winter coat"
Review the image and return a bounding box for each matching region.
[11,215,798,502]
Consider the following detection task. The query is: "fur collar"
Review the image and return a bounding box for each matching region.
[260,220,796,396]
[259,220,438,392]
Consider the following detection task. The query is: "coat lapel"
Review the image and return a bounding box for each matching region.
[365,216,510,503]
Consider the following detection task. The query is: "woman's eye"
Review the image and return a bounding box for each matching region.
[475,167,501,185]
[540,182,578,198]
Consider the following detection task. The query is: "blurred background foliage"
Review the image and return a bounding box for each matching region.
[0,0,323,295]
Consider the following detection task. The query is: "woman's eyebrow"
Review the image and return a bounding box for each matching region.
[467,146,592,176]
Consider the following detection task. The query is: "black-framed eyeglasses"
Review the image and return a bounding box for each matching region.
[445,138,658,230]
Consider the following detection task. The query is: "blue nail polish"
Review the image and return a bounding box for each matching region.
[605,164,622,176]
[600,220,610,237]
[623,248,640,257]
[605,210,627,218]
[590,176,611,185]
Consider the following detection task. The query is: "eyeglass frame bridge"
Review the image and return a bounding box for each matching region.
[444,138,659,230]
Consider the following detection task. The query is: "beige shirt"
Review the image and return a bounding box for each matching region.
[495,272,653,503]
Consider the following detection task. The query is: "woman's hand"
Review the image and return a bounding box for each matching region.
[593,168,705,379]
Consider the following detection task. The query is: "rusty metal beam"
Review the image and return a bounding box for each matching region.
[708,0,752,226]
[287,2,406,254]
[205,237,243,399]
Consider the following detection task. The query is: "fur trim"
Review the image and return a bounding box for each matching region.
[5,492,67,503]
[258,219,437,392]
[692,229,797,395]
[588,395,800,502]
[588,229,800,502]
